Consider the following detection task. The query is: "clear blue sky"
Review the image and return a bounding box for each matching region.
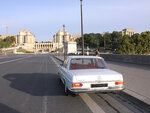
[0,0,150,41]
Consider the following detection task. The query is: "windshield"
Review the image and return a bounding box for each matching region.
[70,58,108,70]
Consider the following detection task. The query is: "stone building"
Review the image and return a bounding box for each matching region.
[53,29,81,50]
[16,30,35,51]
[16,30,35,44]
[1,29,81,53]
[53,29,70,50]
[121,29,136,37]
[34,42,56,53]
[70,34,81,41]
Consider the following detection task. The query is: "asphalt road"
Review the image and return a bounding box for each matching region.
[0,54,32,63]
[0,54,149,113]
[106,61,150,104]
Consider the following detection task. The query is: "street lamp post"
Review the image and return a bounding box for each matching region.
[104,36,106,50]
[80,0,84,55]
[63,24,66,60]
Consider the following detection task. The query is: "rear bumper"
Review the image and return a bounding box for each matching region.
[69,86,125,93]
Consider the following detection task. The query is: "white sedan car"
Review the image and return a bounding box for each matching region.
[58,56,124,95]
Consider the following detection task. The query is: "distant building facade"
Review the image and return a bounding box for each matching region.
[53,30,70,43]
[53,30,70,49]
[53,29,81,50]
[70,34,81,41]
[34,42,57,53]
[121,29,136,37]
[0,29,80,53]
[16,30,35,44]
[16,30,35,51]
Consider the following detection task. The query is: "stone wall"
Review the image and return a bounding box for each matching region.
[101,54,150,65]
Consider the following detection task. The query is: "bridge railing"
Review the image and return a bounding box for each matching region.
[101,54,150,66]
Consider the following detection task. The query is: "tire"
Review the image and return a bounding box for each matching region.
[58,73,62,83]
[59,78,62,82]
[71,92,77,97]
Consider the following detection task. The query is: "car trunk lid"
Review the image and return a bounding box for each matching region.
[70,69,122,83]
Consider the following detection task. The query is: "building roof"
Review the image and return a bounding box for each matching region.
[18,30,34,36]
[56,29,69,35]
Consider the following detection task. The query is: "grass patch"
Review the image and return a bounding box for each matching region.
[17,50,33,53]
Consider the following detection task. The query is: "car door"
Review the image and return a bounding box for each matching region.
[61,58,69,84]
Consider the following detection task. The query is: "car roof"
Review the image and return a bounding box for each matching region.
[67,55,103,59]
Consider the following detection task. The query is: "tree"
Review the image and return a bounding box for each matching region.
[111,31,122,51]
[118,35,135,54]
[75,38,82,48]
[84,33,99,48]
[103,32,112,50]
[76,33,101,49]
[0,36,16,48]
[141,32,150,54]
[75,31,150,55]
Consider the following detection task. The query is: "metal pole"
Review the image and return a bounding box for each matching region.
[80,0,84,55]
[63,24,66,60]
[104,36,106,50]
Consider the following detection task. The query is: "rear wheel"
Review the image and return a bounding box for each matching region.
[58,73,61,82]
[59,78,62,82]
[71,92,77,97]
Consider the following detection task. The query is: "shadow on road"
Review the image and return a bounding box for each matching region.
[3,73,65,96]
[0,103,21,113]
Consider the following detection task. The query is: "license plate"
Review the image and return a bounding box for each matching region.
[91,84,108,88]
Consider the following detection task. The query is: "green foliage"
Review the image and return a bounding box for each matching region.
[17,50,33,53]
[57,49,63,52]
[111,31,122,51]
[53,48,63,52]
[75,33,102,49]
[0,36,16,48]
[75,31,150,55]
[118,35,135,54]
[103,32,112,50]
[131,32,150,55]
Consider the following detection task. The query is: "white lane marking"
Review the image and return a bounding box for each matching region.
[43,96,48,113]
[42,57,48,113]
[80,93,105,113]
[0,56,32,65]
[41,55,54,113]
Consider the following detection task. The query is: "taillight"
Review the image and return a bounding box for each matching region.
[72,83,83,87]
[115,82,124,85]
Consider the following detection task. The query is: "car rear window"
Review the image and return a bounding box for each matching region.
[70,58,107,70]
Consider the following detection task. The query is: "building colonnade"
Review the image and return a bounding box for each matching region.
[34,42,55,52]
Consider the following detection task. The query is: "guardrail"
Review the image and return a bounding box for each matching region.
[100,54,150,65]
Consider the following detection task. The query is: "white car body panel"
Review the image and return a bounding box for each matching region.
[70,69,123,82]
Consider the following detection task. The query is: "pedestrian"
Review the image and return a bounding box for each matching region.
[95,49,100,57]
[86,51,89,56]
